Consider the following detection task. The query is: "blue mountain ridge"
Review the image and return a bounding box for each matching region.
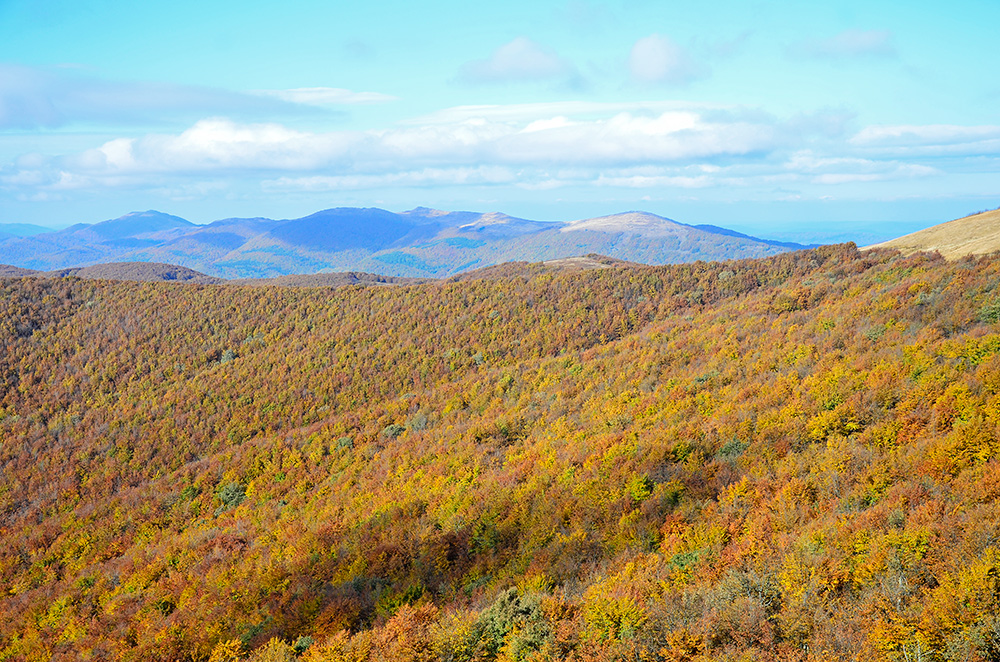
[0,207,813,279]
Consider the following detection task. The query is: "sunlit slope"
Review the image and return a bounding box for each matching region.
[870,207,1000,258]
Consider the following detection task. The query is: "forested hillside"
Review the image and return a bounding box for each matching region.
[3,245,1000,661]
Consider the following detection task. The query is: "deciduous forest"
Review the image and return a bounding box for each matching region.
[3,244,1000,661]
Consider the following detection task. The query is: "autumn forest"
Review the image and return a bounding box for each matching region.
[4,244,1000,661]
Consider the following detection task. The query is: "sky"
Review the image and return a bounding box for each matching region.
[1,0,998,242]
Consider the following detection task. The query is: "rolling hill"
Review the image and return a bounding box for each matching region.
[0,254,638,287]
[42,262,222,284]
[868,207,1000,258]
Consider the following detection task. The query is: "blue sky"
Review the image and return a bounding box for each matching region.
[1,0,997,241]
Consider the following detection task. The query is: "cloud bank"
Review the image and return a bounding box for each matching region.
[4,101,993,205]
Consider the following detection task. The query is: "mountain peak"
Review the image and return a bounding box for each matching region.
[403,206,447,217]
[460,212,523,227]
[110,210,193,225]
[561,211,683,235]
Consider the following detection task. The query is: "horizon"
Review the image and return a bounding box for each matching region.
[1,0,997,242]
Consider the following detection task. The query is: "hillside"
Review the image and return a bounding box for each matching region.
[0,255,633,288]
[448,253,640,281]
[869,207,1000,258]
[41,262,223,284]
[0,264,37,277]
[5,244,1000,661]
[0,207,806,279]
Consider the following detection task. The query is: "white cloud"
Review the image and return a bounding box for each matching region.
[629,34,705,85]
[790,29,895,59]
[812,164,938,185]
[494,111,774,164]
[48,107,780,178]
[850,124,1000,156]
[408,100,717,125]
[853,124,1000,144]
[65,118,360,173]
[255,87,397,106]
[785,150,940,184]
[522,116,576,133]
[0,64,311,130]
[458,37,573,83]
[595,173,712,188]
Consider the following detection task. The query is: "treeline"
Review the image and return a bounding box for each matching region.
[2,244,1000,661]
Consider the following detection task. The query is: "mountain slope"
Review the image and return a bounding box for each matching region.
[868,207,1000,258]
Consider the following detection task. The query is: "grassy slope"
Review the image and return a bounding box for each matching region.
[870,208,1000,259]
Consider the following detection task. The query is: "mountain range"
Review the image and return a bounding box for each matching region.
[0,207,811,279]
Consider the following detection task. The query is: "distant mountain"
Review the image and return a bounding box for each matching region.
[361,210,799,278]
[0,211,196,270]
[68,210,195,242]
[0,222,51,237]
[0,207,810,278]
[868,207,1000,259]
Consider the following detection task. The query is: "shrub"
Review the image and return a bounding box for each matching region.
[216,482,246,511]
[627,475,654,503]
[382,423,406,439]
[717,439,748,458]
[246,638,295,662]
[292,636,314,654]
[979,301,1000,323]
[473,588,550,660]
